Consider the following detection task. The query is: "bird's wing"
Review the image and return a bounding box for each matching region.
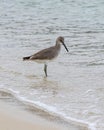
[30,46,55,60]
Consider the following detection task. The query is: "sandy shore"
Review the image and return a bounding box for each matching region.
[0,101,88,130]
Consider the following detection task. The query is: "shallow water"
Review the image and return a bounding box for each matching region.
[0,0,104,130]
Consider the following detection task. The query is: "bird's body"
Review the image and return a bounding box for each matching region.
[23,36,68,77]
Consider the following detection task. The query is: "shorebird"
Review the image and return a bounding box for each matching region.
[23,36,69,77]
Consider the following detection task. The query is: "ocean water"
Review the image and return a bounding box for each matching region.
[0,0,104,129]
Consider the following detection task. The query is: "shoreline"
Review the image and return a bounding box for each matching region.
[0,100,88,130]
[0,100,67,130]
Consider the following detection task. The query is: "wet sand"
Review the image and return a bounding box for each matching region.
[0,101,88,130]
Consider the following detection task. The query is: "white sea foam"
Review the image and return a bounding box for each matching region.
[15,95,92,129]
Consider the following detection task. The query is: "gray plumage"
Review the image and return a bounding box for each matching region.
[23,36,68,76]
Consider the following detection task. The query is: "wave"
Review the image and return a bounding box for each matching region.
[0,87,96,130]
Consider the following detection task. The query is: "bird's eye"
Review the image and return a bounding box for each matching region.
[61,39,63,43]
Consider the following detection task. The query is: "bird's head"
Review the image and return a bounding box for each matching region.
[56,36,69,52]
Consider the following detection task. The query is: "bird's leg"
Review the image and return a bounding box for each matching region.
[44,64,47,77]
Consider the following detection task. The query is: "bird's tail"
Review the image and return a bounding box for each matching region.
[23,56,30,61]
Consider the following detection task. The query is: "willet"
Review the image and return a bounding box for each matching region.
[23,36,69,77]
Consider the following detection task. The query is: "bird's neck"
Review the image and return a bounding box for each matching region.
[55,41,61,50]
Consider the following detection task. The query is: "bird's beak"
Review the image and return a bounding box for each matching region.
[62,42,69,52]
